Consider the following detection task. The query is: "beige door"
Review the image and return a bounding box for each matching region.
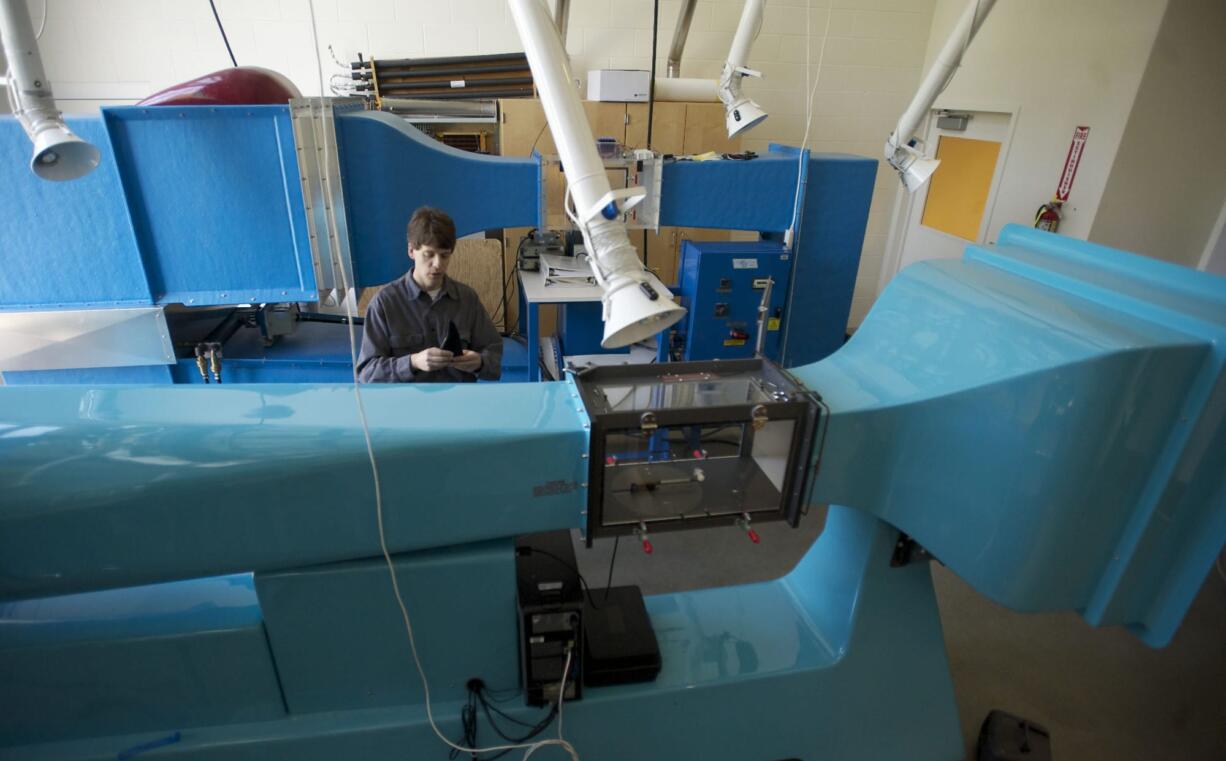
[885,109,1013,286]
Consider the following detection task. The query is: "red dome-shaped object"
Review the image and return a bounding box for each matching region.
[137,67,302,107]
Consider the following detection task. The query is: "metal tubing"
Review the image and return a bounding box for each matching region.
[507,0,684,347]
[887,0,997,159]
[377,88,534,100]
[666,0,698,78]
[725,0,763,72]
[507,0,641,280]
[554,0,570,46]
[0,0,99,180]
[377,98,497,117]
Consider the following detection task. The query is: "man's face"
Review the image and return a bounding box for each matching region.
[409,244,452,290]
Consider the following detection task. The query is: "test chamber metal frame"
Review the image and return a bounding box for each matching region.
[573,358,821,543]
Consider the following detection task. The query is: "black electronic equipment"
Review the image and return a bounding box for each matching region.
[517,229,564,272]
[582,585,660,687]
[515,530,583,706]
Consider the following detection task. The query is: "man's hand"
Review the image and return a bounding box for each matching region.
[452,349,483,374]
[411,348,453,373]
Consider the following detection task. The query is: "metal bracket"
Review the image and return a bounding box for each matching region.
[751,404,769,432]
[289,98,361,299]
[540,151,664,231]
[639,411,658,431]
[890,532,932,567]
[0,307,174,372]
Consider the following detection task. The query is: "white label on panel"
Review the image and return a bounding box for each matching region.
[732,258,758,269]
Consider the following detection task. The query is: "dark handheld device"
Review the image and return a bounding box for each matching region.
[442,321,464,356]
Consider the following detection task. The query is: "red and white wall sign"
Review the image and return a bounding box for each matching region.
[1055,126,1090,202]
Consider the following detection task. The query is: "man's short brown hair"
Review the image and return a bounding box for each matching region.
[407,207,456,252]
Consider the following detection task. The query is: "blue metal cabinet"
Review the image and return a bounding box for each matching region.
[675,240,793,361]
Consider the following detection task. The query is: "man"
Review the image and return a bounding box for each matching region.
[356,207,502,383]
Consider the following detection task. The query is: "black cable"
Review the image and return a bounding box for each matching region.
[529,123,549,156]
[448,688,480,760]
[646,0,659,149]
[207,0,238,67]
[296,312,364,326]
[494,230,534,333]
[493,263,518,333]
[453,678,562,760]
[642,0,661,271]
[602,536,620,603]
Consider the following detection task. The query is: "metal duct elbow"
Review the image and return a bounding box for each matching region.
[508,0,684,349]
[0,0,99,181]
[717,0,767,138]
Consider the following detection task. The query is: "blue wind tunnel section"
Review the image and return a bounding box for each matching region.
[0,106,318,311]
[334,110,542,288]
[0,116,150,310]
[103,106,319,306]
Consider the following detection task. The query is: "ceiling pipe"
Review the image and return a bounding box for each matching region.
[666,0,698,78]
[0,0,99,181]
[554,0,570,48]
[885,0,997,192]
[379,98,496,118]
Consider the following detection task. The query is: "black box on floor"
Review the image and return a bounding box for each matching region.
[515,530,583,706]
[583,585,661,687]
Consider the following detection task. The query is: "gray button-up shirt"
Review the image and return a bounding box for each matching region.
[356,273,502,383]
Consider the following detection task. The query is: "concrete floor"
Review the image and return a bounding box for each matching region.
[572,519,1226,761]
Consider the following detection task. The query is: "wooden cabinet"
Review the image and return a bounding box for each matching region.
[497,98,742,331]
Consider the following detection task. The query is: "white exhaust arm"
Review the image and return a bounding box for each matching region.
[508,0,685,349]
[717,0,767,138]
[885,0,996,191]
[0,0,99,181]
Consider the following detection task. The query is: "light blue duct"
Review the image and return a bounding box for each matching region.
[795,224,1226,646]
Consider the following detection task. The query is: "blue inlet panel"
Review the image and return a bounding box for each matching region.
[0,116,150,310]
[102,105,317,306]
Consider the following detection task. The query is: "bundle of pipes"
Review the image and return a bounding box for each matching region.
[351,52,535,102]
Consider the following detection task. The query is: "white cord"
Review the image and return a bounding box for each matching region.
[306,3,578,757]
[36,0,47,40]
[524,646,576,759]
[786,0,834,247]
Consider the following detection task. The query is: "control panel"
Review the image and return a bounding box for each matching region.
[672,240,793,362]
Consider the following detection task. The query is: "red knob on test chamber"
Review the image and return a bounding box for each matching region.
[747,528,760,544]
[642,538,654,554]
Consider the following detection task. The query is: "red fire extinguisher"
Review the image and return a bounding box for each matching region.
[1034,199,1063,232]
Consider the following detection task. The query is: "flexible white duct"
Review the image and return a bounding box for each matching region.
[508,0,685,348]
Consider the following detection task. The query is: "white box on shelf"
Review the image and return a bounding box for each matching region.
[587,70,650,102]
